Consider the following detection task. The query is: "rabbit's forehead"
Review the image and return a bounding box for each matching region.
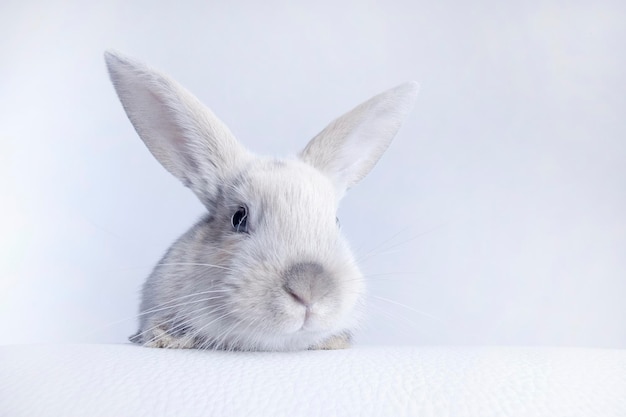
[237,158,337,211]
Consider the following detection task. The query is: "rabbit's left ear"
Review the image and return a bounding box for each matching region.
[104,50,251,208]
[299,82,419,196]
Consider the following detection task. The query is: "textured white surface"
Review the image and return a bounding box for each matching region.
[1,345,625,417]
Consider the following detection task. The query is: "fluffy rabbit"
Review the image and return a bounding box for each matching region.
[105,50,418,351]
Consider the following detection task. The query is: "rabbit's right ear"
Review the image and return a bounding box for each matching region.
[104,50,250,208]
[299,82,418,197]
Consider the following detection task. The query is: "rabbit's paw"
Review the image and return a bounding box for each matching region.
[143,327,196,349]
[310,331,352,350]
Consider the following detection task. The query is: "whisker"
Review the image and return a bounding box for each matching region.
[364,272,418,277]
[134,312,198,345]
[370,295,443,323]
[359,249,406,263]
[355,228,406,262]
[89,247,239,273]
[154,262,237,273]
[366,302,425,333]
[212,316,244,351]
[358,223,446,264]
[245,322,269,352]
[87,290,232,337]
[136,304,229,344]
[135,293,229,318]
[230,317,261,351]
[181,309,241,348]
[136,300,240,345]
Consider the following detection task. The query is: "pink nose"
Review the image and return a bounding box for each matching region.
[283,262,334,307]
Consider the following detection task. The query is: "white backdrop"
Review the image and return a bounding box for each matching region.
[1,0,624,348]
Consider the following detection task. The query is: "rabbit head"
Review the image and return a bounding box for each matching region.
[105,50,418,351]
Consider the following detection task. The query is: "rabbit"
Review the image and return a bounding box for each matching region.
[104,50,418,351]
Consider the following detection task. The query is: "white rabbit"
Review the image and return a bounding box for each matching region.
[105,50,418,351]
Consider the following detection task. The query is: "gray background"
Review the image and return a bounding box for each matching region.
[1,0,624,347]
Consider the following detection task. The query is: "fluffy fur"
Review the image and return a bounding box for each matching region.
[104,50,418,351]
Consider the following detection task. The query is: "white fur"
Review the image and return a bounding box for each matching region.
[105,50,418,351]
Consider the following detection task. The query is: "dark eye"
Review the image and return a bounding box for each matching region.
[231,205,249,233]
[336,217,341,228]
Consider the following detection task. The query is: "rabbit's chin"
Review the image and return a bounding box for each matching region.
[212,294,363,351]
[190,310,361,352]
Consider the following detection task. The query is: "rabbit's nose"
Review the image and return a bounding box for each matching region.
[283,262,334,307]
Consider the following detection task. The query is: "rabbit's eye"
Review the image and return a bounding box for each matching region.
[231,205,249,233]
[336,217,341,228]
